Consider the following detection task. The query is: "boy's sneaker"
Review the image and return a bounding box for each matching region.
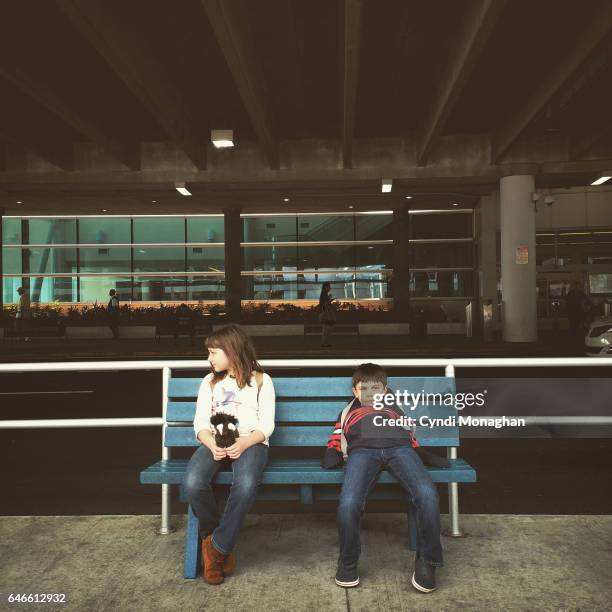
[411,555,437,593]
[335,561,359,587]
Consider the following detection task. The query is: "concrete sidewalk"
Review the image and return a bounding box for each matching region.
[1,514,610,612]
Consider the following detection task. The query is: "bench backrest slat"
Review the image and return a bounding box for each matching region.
[165,374,459,449]
[165,424,459,448]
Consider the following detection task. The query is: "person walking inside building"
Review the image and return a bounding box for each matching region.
[15,286,32,342]
[565,281,592,343]
[318,281,337,348]
[107,289,120,340]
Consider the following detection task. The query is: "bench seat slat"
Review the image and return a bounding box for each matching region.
[140,457,476,485]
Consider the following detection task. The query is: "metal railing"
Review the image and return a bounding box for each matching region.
[1,357,611,536]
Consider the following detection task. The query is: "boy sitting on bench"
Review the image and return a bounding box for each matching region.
[321,362,446,593]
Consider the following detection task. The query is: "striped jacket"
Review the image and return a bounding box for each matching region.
[321,394,419,469]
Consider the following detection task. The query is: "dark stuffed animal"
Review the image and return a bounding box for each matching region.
[210,413,239,448]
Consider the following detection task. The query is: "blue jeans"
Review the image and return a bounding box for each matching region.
[337,446,443,568]
[184,442,268,554]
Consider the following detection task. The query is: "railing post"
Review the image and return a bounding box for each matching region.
[159,366,175,535]
[444,361,463,537]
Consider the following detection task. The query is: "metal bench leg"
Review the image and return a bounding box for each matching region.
[184,504,201,579]
[407,502,417,551]
[300,485,313,505]
[159,368,175,535]
[446,447,463,537]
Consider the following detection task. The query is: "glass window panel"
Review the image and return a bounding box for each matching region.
[187,275,225,300]
[354,270,390,300]
[587,232,612,265]
[241,274,299,300]
[133,276,187,301]
[536,246,556,267]
[243,216,296,242]
[2,218,21,244]
[301,274,358,301]
[187,217,224,243]
[354,244,393,268]
[79,247,131,273]
[410,242,473,268]
[187,246,225,272]
[3,276,22,304]
[589,273,612,294]
[27,218,77,244]
[410,212,472,239]
[133,217,185,243]
[133,247,185,272]
[27,276,77,303]
[79,218,130,244]
[409,271,474,297]
[242,246,297,271]
[80,276,132,303]
[355,214,392,240]
[297,215,353,242]
[26,247,77,274]
[536,233,556,266]
[2,247,21,274]
[298,245,354,269]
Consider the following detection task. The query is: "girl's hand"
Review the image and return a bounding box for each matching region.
[226,437,249,459]
[209,442,228,461]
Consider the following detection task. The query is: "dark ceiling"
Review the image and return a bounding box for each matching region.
[0,0,611,210]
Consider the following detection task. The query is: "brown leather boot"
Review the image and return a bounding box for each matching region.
[222,551,236,575]
[202,535,235,584]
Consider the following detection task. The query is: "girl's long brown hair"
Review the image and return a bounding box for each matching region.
[205,323,263,389]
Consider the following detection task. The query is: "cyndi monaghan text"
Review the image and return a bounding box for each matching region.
[373,415,527,429]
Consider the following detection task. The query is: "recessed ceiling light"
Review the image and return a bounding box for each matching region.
[452,202,460,206]
[381,178,392,193]
[348,205,354,209]
[591,173,612,186]
[102,209,107,212]
[211,129,234,148]
[175,182,192,196]
[283,197,290,202]
[16,200,22,204]
[405,195,413,199]
[151,200,157,204]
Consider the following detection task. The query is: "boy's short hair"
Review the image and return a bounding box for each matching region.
[352,362,387,389]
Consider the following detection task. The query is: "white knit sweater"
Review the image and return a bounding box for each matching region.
[193,371,276,446]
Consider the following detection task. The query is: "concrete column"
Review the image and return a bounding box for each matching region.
[392,206,410,321]
[223,207,242,322]
[478,192,500,332]
[499,175,537,342]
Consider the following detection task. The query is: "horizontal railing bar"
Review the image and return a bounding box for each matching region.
[1,358,611,374]
[0,417,163,429]
[1,416,610,430]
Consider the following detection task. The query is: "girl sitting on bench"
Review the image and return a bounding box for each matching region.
[184,323,276,585]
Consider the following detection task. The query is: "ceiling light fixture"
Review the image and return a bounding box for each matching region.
[175,182,192,196]
[405,195,413,199]
[211,129,234,148]
[381,178,393,193]
[591,173,612,186]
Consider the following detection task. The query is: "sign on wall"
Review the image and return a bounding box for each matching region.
[515,245,529,264]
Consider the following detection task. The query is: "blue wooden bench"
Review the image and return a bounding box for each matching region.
[139,371,476,579]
